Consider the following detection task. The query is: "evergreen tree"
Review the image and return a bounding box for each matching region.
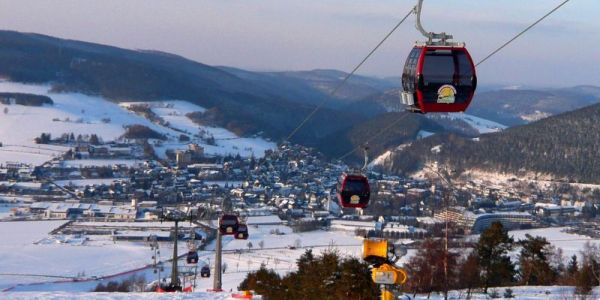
[567,255,579,276]
[89,134,100,145]
[457,251,481,298]
[476,222,515,292]
[518,234,556,285]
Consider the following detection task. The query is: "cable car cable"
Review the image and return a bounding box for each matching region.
[337,113,410,161]
[286,7,415,141]
[475,0,571,67]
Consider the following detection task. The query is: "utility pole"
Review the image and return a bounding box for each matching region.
[158,207,196,292]
[212,230,223,292]
[444,190,449,300]
[170,220,180,288]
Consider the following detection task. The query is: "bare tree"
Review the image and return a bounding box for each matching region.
[258,240,265,249]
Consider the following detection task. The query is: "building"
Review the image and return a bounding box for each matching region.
[176,150,192,167]
[435,206,536,233]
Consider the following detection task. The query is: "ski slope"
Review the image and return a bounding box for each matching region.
[444,113,507,134]
[0,221,180,291]
[1,218,363,293]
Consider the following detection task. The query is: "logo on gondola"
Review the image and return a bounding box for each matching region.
[350,195,360,204]
[437,85,457,104]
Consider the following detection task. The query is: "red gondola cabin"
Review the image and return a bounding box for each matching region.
[337,174,370,209]
[219,214,239,235]
[401,45,477,113]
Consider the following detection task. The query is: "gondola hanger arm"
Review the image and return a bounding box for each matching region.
[414,0,462,46]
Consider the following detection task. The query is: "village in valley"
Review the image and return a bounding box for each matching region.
[1,97,599,295]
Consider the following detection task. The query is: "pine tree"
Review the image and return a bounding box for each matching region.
[518,234,556,285]
[457,251,481,297]
[567,255,579,276]
[476,222,515,292]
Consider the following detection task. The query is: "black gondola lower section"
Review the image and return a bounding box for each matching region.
[337,174,371,209]
[234,224,249,240]
[200,265,211,278]
[401,45,477,113]
[186,251,198,264]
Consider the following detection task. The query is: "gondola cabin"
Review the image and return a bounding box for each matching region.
[401,45,477,113]
[235,224,249,240]
[337,174,370,209]
[186,250,198,264]
[219,214,239,235]
[200,265,211,278]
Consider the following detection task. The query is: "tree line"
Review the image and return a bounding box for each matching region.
[406,222,600,298]
[239,249,378,300]
[241,222,600,299]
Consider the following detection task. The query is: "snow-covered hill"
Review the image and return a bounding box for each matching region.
[0,81,275,166]
[443,113,507,134]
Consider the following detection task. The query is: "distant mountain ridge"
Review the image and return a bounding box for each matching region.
[467,86,600,126]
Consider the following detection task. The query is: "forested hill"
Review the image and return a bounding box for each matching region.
[0,30,363,143]
[384,103,600,183]
[315,112,445,162]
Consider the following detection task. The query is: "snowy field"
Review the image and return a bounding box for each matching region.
[1,218,363,293]
[0,221,183,291]
[466,226,600,263]
[0,81,167,165]
[3,291,232,299]
[0,81,275,167]
[508,227,600,260]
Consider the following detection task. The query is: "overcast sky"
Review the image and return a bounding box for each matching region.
[0,0,597,87]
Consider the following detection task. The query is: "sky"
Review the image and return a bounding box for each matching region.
[0,0,597,87]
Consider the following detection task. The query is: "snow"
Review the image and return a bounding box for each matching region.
[406,286,600,299]
[0,81,167,166]
[0,221,168,290]
[5,285,599,299]
[121,101,276,158]
[2,291,232,299]
[0,218,363,293]
[508,227,600,260]
[416,130,434,139]
[0,81,275,167]
[521,110,552,122]
[443,113,507,134]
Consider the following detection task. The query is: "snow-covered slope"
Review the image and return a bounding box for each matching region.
[0,81,275,165]
[120,101,275,159]
[437,113,507,134]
